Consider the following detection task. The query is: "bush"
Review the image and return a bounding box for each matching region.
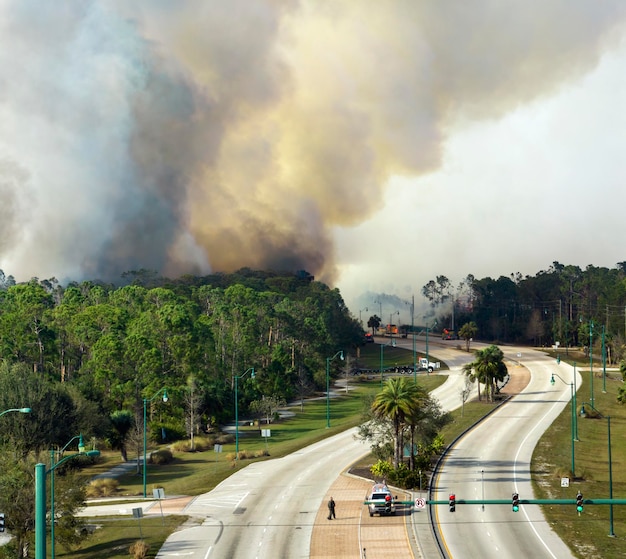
[86,478,119,498]
[215,433,235,445]
[129,540,149,559]
[150,449,174,465]
[170,436,213,452]
[150,422,186,444]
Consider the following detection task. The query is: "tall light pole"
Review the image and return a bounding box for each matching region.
[602,325,607,393]
[326,352,344,428]
[379,339,395,388]
[410,296,417,383]
[589,320,594,408]
[35,440,100,559]
[359,307,368,327]
[50,434,86,559]
[550,373,576,476]
[0,407,31,418]
[579,401,614,537]
[426,320,437,367]
[235,368,255,457]
[143,388,168,498]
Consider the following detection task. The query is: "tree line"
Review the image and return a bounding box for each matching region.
[0,268,364,437]
[421,261,626,363]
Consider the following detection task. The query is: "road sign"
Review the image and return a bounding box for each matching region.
[414,498,426,509]
[561,477,570,488]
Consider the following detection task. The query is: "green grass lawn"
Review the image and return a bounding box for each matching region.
[66,363,446,558]
[112,374,447,497]
[356,341,450,371]
[64,347,626,559]
[532,365,626,559]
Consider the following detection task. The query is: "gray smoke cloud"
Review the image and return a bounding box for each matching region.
[1,1,625,284]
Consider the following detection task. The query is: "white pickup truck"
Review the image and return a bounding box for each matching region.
[417,357,440,373]
[366,483,396,517]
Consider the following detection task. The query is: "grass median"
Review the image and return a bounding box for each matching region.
[67,348,446,558]
[532,366,626,559]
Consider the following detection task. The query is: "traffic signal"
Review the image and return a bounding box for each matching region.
[0,513,5,532]
[449,494,456,513]
[512,492,520,512]
[576,492,584,513]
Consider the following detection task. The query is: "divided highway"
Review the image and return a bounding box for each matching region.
[434,347,580,559]
[151,339,578,558]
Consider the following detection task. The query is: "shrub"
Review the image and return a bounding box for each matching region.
[129,540,149,559]
[86,478,119,498]
[215,433,235,445]
[150,449,174,465]
[170,437,213,452]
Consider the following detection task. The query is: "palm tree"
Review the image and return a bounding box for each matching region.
[372,377,423,468]
[462,345,507,402]
[459,321,478,352]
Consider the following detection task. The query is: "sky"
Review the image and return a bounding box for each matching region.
[1,1,625,326]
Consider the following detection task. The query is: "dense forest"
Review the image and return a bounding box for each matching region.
[2,260,626,449]
[0,268,363,447]
[422,261,626,363]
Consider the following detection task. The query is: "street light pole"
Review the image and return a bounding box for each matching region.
[579,401,614,537]
[235,368,255,457]
[0,407,31,418]
[35,441,100,559]
[326,351,344,428]
[143,388,168,498]
[589,320,594,408]
[602,325,607,393]
[550,373,576,476]
[50,434,86,559]
[359,307,368,327]
[411,296,417,383]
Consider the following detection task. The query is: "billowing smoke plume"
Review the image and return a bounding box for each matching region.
[1,1,625,284]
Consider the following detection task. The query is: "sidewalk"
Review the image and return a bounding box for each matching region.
[310,473,417,559]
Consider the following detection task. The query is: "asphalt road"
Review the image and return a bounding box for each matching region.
[83,338,580,559]
[157,428,370,559]
[435,348,581,559]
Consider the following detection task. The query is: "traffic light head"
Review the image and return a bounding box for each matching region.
[449,494,456,513]
[576,492,583,513]
[0,513,5,532]
[512,492,520,512]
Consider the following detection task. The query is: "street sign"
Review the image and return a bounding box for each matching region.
[415,498,426,509]
[153,488,165,499]
[561,477,570,487]
[261,429,271,437]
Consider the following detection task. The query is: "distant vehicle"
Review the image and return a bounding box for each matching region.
[442,328,459,340]
[364,333,375,343]
[417,357,440,373]
[385,323,399,335]
[366,483,397,517]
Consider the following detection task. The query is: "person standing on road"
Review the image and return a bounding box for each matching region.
[327,496,336,519]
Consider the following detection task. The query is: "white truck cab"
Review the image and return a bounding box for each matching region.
[366,483,396,517]
[418,357,440,373]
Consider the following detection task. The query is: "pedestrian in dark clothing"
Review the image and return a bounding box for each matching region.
[327,496,336,519]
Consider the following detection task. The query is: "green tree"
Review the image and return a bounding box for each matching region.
[371,377,424,469]
[458,321,478,352]
[249,394,287,425]
[462,345,508,402]
[0,361,90,455]
[367,315,381,335]
[108,410,134,461]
